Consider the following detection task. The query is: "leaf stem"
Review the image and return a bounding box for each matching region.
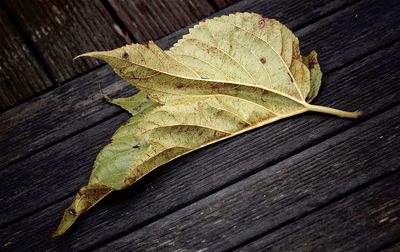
[305,104,363,119]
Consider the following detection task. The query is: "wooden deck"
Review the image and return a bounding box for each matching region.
[1,0,399,251]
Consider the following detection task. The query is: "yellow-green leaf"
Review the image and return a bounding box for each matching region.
[52,12,362,238]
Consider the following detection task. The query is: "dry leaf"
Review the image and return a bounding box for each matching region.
[52,13,361,237]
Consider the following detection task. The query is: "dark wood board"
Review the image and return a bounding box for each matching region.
[381,242,400,252]
[1,31,400,251]
[0,0,365,169]
[107,0,214,42]
[1,0,400,250]
[210,0,241,9]
[2,102,398,251]
[0,65,134,168]
[3,0,125,83]
[101,169,400,251]
[239,173,400,252]
[0,7,52,111]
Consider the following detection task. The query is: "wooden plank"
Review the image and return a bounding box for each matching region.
[107,0,214,42]
[239,173,400,252]
[3,0,125,83]
[88,108,400,251]
[1,102,399,251]
[0,7,52,111]
[381,242,400,252]
[0,27,400,248]
[0,0,364,168]
[0,66,135,168]
[159,0,360,49]
[209,0,240,9]
[0,0,398,228]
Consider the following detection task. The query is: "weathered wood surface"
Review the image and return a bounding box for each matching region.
[0,7,52,111]
[0,0,236,109]
[5,33,400,229]
[382,242,400,252]
[2,98,399,251]
[0,0,365,169]
[0,66,133,168]
[209,0,240,9]
[239,172,400,252]
[1,0,399,251]
[1,0,373,222]
[3,0,125,83]
[101,160,400,252]
[107,0,214,42]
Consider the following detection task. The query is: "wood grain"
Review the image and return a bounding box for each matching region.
[1,34,400,251]
[240,172,400,252]
[107,0,214,42]
[3,0,125,83]
[0,66,135,168]
[102,166,400,251]
[381,242,400,252]
[1,0,398,227]
[2,103,398,251]
[0,7,52,111]
[0,0,365,169]
[209,0,240,9]
[1,0,400,250]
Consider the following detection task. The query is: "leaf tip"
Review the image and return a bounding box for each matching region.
[51,208,79,239]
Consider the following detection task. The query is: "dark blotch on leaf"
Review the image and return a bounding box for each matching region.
[122,52,129,60]
[260,57,266,64]
[132,144,140,149]
[258,19,265,29]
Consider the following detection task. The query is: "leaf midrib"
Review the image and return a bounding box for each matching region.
[93,53,306,106]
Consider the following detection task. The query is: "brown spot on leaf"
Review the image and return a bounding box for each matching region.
[68,209,76,216]
[176,84,184,89]
[122,52,129,60]
[123,175,139,187]
[293,51,300,60]
[308,56,318,69]
[258,19,265,29]
[210,83,221,91]
[260,57,266,64]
